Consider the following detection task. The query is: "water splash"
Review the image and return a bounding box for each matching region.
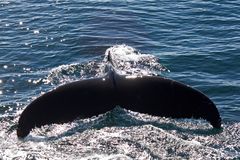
[43,45,169,86]
[104,44,169,76]
[0,108,239,159]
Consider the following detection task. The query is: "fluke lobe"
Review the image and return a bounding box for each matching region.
[17,66,221,138]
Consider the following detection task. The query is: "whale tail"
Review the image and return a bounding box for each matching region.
[17,55,221,138]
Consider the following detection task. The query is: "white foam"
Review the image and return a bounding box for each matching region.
[104,44,169,76]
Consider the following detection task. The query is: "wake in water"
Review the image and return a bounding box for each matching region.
[103,44,169,75]
[0,45,239,159]
[43,44,169,86]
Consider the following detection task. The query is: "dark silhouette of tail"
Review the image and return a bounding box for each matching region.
[17,62,221,138]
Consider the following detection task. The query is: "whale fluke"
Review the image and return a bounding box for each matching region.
[17,65,221,138]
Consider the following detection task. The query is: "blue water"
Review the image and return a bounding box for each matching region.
[0,1,240,159]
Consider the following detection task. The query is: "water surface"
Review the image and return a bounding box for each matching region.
[0,0,239,159]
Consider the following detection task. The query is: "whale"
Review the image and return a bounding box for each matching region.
[17,64,221,138]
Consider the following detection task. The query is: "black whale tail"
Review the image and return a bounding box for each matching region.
[17,56,222,138]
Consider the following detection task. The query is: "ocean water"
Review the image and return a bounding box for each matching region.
[0,0,239,159]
